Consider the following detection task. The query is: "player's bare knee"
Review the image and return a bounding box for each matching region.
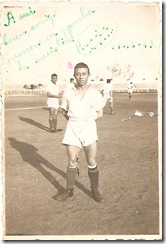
[68,160,78,168]
[87,160,96,168]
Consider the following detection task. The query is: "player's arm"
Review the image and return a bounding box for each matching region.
[110,91,113,96]
[62,108,69,120]
[61,90,69,120]
[94,90,105,119]
[95,109,103,120]
[47,91,61,98]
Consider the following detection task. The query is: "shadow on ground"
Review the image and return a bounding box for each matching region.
[8,137,92,200]
[19,116,50,132]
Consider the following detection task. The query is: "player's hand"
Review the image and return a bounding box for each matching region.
[101,90,104,96]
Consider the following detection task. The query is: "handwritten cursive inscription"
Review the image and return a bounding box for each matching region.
[3,31,28,46]
[3,5,155,74]
[4,11,16,26]
[4,6,36,26]
[76,21,117,55]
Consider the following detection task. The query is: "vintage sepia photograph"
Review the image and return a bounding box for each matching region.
[1,0,162,240]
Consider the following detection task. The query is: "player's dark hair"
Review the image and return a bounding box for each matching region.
[51,73,57,78]
[74,62,90,75]
[70,78,74,83]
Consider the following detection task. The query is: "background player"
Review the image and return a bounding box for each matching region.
[47,73,62,132]
[102,78,115,114]
[127,81,134,100]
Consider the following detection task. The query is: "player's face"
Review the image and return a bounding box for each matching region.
[51,76,57,84]
[74,68,90,87]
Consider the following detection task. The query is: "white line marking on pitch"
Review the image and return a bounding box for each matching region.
[5,106,45,111]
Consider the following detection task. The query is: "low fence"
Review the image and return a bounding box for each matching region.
[91,83,157,93]
[4,89,46,95]
[4,83,158,95]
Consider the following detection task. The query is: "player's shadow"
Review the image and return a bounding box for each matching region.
[103,111,111,115]
[18,116,50,132]
[8,137,92,200]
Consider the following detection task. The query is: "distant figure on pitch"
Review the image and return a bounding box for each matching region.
[124,67,134,100]
[47,73,63,133]
[102,79,115,114]
[127,81,134,100]
[69,77,76,89]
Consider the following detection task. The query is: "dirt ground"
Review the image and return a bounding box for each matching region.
[4,92,161,240]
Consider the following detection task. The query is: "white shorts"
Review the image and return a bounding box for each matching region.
[47,98,59,109]
[104,93,109,100]
[128,89,133,95]
[62,119,98,148]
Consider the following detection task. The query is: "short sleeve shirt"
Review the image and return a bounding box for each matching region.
[47,81,59,96]
[103,83,113,94]
[61,86,104,121]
